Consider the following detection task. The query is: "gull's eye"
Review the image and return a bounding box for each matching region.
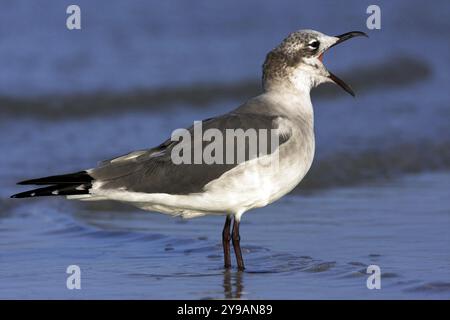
[308,40,320,50]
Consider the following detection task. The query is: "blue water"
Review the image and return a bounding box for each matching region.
[1,0,450,299]
[1,172,449,299]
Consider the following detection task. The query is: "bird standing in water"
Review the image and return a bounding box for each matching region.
[12,30,367,270]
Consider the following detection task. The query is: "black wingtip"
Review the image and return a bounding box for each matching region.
[16,171,92,185]
[11,193,28,199]
[10,190,39,198]
[10,194,29,199]
[11,183,91,199]
[17,177,39,185]
[17,179,42,185]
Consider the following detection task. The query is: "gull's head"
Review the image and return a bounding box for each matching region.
[263,29,367,96]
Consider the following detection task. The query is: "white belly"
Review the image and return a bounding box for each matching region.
[200,132,315,213]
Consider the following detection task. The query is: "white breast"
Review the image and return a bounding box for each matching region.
[200,122,315,213]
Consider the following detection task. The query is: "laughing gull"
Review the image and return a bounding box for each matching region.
[12,30,367,270]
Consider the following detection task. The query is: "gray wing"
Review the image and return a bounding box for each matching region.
[91,112,292,195]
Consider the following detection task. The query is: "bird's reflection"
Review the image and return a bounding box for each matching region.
[223,269,244,299]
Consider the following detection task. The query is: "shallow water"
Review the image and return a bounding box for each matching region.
[1,171,449,299]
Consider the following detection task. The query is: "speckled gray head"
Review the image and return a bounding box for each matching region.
[263,29,367,96]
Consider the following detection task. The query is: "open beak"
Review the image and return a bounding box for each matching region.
[324,31,368,97]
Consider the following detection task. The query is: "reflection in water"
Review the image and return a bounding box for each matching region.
[223,269,244,299]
